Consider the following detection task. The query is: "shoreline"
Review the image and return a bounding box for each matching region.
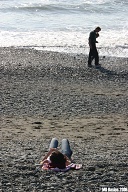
[0,47,127,78]
[1,47,128,117]
[0,47,128,191]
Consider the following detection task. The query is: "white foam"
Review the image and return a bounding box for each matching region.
[0,29,128,57]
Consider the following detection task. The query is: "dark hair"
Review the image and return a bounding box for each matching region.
[95,26,101,31]
[49,151,66,169]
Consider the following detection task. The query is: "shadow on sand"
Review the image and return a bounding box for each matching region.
[95,65,117,75]
[92,65,128,79]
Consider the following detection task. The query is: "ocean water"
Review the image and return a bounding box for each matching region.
[0,0,128,57]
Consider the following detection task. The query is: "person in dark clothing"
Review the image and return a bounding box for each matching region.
[88,27,101,67]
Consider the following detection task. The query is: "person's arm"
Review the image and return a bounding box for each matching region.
[64,155,72,166]
[96,33,99,38]
[95,33,99,43]
[40,159,49,165]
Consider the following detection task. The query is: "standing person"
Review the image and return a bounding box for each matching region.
[40,138,82,172]
[88,27,101,67]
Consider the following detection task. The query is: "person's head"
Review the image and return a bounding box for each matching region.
[95,26,101,32]
[50,151,66,169]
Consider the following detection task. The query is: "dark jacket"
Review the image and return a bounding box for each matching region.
[89,30,98,47]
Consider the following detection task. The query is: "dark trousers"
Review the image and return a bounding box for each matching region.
[88,46,99,65]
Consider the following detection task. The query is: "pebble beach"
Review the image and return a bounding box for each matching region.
[0,47,128,191]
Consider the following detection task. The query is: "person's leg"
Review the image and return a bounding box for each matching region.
[88,49,93,66]
[49,138,58,149]
[61,139,72,159]
[94,48,99,65]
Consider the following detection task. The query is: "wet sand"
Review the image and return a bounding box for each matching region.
[0,47,128,191]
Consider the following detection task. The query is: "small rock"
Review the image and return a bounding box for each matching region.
[87,166,96,171]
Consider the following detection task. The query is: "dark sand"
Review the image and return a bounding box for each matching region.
[0,47,128,191]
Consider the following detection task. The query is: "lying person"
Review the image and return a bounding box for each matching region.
[40,138,82,172]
